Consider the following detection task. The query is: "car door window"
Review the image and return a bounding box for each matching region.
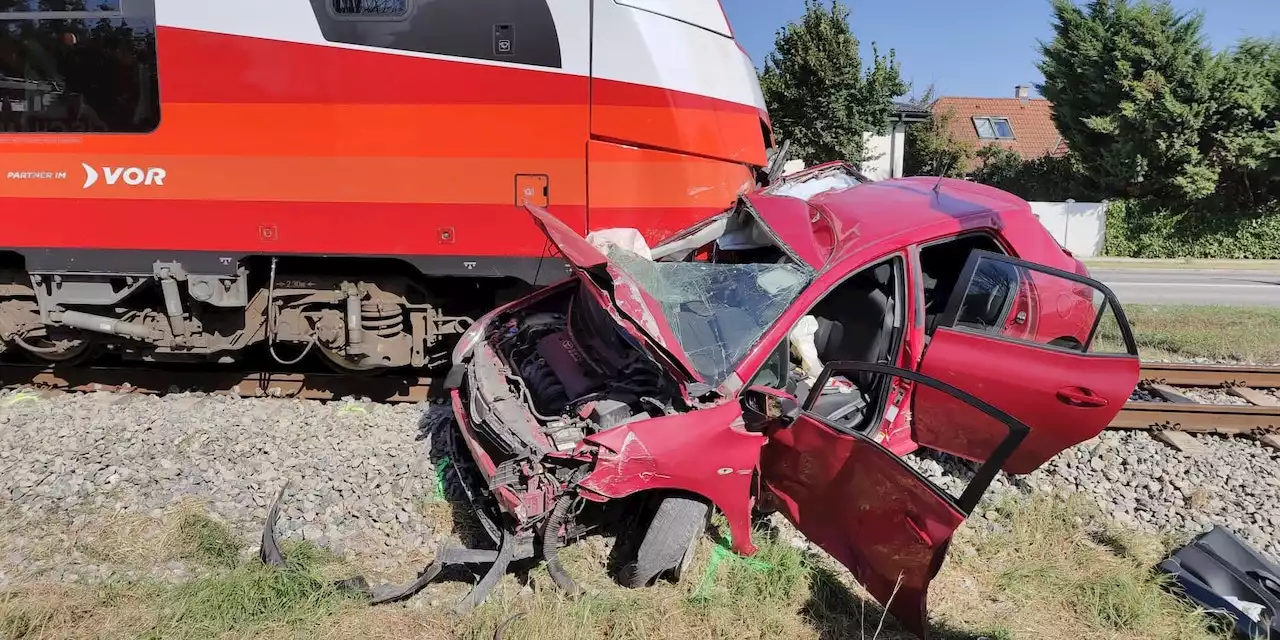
[953,257,1019,332]
[937,250,1137,355]
[916,232,1008,333]
[916,250,1140,475]
[1085,295,1136,355]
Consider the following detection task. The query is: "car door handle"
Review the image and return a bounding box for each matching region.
[1057,386,1109,408]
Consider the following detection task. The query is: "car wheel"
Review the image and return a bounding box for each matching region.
[618,496,709,588]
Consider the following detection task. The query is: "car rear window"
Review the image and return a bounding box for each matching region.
[0,0,159,134]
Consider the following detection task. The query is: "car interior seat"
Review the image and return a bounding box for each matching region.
[803,263,895,427]
[811,264,894,378]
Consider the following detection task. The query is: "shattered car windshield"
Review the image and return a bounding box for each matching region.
[605,249,814,385]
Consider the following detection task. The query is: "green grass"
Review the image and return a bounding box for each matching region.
[144,550,357,640]
[937,494,1228,640]
[149,511,360,640]
[1118,304,1280,363]
[0,506,361,640]
[1084,258,1280,271]
[0,496,1232,640]
[169,508,242,569]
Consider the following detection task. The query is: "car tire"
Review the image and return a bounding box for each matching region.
[617,496,709,588]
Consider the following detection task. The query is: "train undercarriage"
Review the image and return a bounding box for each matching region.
[0,255,509,372]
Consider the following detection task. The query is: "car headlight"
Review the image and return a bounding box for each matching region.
[451,319,487,366]
[451,309,501,366]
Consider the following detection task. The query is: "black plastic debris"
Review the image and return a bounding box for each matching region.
[257,482,545,613]
[1158,525,1280,639]
[259,482,289,568]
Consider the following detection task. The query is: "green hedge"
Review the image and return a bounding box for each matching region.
[1102,200,1280,259]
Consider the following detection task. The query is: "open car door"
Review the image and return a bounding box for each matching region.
[914,250,1140,474]
[758,363,1030,639]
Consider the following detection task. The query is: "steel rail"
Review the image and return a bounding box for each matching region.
[0,364,435,404]
[1139,362,1280,388]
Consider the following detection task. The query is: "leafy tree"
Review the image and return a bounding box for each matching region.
[1038,0,1219,201]
[966,147,1088,202]
[968,145,1025,189]
[903,86,972,177]
[1206,38,1280,207]
[759,0,908,165]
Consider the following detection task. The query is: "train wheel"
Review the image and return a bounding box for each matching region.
[14,329,97,366]
[316,344,385,375]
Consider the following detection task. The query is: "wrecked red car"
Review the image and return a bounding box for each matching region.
[299,164,1140,636]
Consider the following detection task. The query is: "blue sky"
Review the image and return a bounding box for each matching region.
[720,0,1280,100]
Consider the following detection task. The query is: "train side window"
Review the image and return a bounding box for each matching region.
[309,0,564,70]
[331,0,409,16]
[0,1,160,134]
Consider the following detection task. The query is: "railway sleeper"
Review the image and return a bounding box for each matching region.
[0,259,477,371]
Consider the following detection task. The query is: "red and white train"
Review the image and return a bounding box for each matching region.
[0,0,774,371]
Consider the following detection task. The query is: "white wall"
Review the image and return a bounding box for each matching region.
[776,124,909,181]
[860,131,892,181]
[858,123,907,181]
[1029,201,1107,257]
[782,159,806,176]
[890,122,907,179]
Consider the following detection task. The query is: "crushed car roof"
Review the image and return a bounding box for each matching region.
[748,175,1034,267]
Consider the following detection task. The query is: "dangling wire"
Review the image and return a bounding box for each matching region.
[266,257,315,366]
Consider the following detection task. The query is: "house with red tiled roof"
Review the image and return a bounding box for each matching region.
[931,85,1067,171]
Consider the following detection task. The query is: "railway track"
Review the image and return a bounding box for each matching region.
[1116,363,1280,451]
[0,363,436,404]
[1,361,1277,449]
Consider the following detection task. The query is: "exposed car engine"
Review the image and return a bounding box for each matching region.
[492,285,677,451]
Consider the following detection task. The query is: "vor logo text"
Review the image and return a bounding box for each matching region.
[81,163,166,189]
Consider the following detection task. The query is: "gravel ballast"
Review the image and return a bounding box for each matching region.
[0,389,454,585]
[909,430,1280,564]
[1,385,1277,588]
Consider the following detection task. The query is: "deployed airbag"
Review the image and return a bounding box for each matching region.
[771,172,862,201]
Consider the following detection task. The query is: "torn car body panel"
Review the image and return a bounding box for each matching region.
[761,362,1031,639]
[452,388,542,522]
[763,412,965,638]
[578,401,764,556]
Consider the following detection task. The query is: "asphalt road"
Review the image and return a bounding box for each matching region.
[1089,267,1280,307]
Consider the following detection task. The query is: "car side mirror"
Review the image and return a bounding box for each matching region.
[742,385,800,432]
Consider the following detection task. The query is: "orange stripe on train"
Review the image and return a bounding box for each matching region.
[3,150,751,211]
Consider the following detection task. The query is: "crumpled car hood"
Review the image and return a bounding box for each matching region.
[525,204,705,385]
